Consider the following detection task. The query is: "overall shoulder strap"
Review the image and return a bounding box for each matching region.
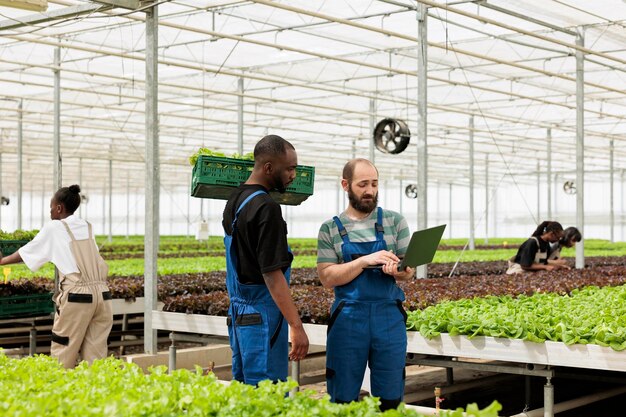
[375,207,385,240]
[230,190,267,231]
[530,236,546,252]
[60,220,77,242]
[332,216,350,244]
[86,221,93,239]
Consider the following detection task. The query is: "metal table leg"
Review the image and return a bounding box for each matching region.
[168,332,176,373]
[446,367,454,385]
[29,325,37,356]
[544,375,554,417]
[290,360,300,397]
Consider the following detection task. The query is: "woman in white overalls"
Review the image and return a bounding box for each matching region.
[506,221,565,274]
[0,185,112,368]
[548,227,582,269]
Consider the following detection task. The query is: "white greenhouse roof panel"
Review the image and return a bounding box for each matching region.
[0,0,624,194]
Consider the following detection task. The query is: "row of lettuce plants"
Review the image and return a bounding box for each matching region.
[407,284,626,351]
[0,354,501,417]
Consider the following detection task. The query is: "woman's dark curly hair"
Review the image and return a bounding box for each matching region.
[54,184,81,214]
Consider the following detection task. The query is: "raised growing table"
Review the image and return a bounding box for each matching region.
[151,310,626,417]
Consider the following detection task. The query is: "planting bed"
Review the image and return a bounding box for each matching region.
[7,261,626,323]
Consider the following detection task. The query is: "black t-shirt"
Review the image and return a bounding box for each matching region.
[514,237,550,267]
[222,184,292,285]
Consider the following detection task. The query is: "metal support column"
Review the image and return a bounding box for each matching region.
[435,181,440,225]
[547,128,552,219]
[108,156,113,243]
[384,179,389,208]
[126,174,130,239]
[622,170,625,242]
[537,161,541,221]
[493,189,498,238]
[484,155,489,244]
[53,46,61,294]
[619,169,624,241]
[29,188,33,229]
[416,4,428,278]
[399,170,403,214]
[53,47,61,191]
[187,174,191,237]
[369,98,376,163]
[553,174,559,217]
[144,4,159,354]
[78,157,83,218]
[101,184,106,234]
[17,99,23,229]
[610,139,614,242]
[169,190,173,235]
[40,187,45,227]
[575,29,585,269]
[469,116,475,250]
[237,77,244,155]
[448,183,452,239]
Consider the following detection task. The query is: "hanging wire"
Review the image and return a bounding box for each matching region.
[202,40,206,147]
[427,4,564,276]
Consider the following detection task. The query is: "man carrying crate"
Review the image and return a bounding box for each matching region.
[222,135,309,385]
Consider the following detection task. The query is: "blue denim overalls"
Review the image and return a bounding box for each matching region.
[224,190,290,385]
[326,207,407,410]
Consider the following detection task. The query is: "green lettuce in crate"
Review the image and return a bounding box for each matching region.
[189,148,254,166]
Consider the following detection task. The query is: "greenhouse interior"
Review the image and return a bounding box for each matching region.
[0,0,625,416]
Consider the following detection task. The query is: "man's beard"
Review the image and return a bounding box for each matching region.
[273,172,288,193]
[348,185,378,214]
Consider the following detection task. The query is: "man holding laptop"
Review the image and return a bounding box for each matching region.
[316,158,415,411]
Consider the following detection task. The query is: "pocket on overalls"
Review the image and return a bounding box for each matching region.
[235,310,265,355]
[236,313,262,326]
[67,293,93,303]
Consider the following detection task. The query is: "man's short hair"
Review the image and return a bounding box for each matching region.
[342,158,378,183]
[253,135,295,162]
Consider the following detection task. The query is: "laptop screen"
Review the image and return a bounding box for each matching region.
[399,224,446,269]
[363,224,446,270]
